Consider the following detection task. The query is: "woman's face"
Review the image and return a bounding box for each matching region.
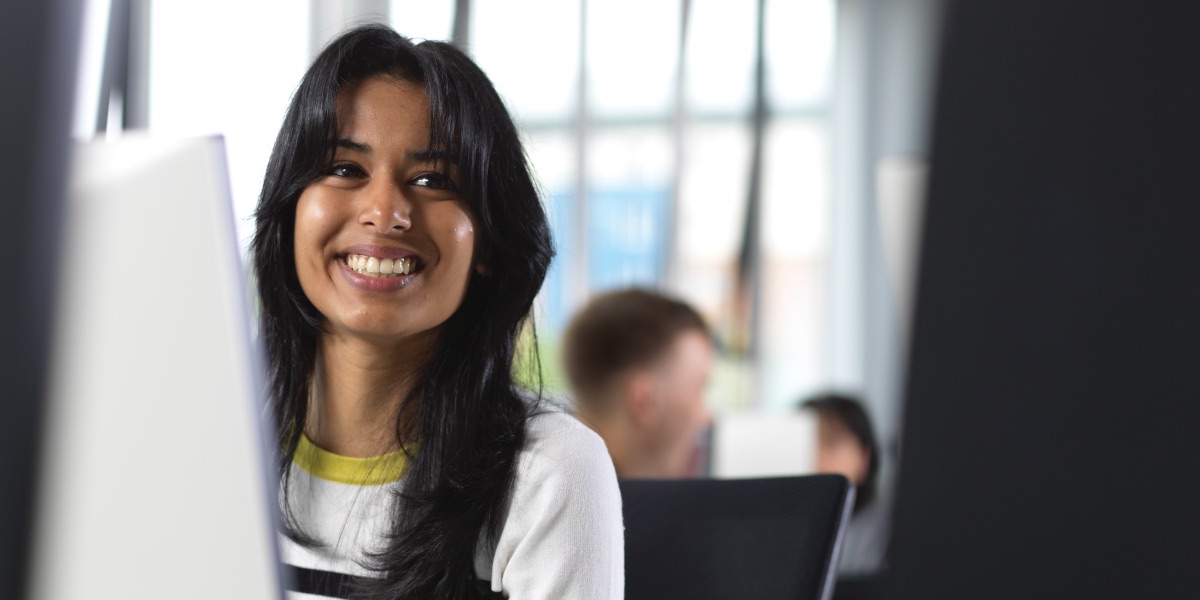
[815,413,871,486]
[293,75,478,347]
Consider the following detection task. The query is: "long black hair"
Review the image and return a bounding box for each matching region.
[251,24,554,599]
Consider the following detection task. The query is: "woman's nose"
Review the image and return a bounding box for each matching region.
[359,179,411,232]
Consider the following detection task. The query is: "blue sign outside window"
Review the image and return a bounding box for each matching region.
[541,185,670,334]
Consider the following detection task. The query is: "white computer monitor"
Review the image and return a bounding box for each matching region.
[28,134,283,599]
[711,410,818,479]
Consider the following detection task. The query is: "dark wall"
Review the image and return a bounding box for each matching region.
[887,1,1200,598]
[0,0,83,597]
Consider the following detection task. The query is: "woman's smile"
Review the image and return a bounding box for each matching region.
[339,253,418,292]
[337,244,424,291]
[344,254,416,278]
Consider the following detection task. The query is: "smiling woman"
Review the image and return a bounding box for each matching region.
[293,77,477,350]
[251,25,623,600]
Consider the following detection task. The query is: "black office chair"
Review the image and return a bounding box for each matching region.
[620,475,855,600]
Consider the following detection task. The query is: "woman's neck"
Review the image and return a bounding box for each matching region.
[305,330,435,457]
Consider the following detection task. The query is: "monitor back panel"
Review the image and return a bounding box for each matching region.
[28,135,282,599]
[886,2,1200,598]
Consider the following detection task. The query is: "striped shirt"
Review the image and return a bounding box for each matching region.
[279,409,625,599]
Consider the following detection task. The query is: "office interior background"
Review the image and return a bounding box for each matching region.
[8,0,1200,598]
[75,0,940,483]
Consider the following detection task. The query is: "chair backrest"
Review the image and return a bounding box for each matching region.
[620,475,855,600]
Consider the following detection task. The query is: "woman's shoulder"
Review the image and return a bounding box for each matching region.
[479,395,624,598]
[520,399,611,472]
[502,394,621,516]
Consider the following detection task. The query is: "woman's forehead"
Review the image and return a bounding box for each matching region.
[817,412,854,436]
[337,75,426,117]
[332,76,433,150]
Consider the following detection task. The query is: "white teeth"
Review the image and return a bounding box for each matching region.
[346,254,413,278]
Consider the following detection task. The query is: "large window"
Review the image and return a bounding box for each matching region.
[483,0,836,413]
[134,0,837,414]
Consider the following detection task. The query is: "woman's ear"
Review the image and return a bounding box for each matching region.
[475,261,489,276]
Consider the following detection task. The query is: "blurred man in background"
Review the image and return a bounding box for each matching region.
[562,288,715,479]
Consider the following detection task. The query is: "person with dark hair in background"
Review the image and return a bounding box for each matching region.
[562,288,715,479]
[801,392,889,575]
[251,24,622,599]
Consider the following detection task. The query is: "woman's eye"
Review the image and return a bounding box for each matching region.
[411,172,455,190]
[327,164,365,178]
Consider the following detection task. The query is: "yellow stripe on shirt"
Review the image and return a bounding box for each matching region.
[293,434,407,486]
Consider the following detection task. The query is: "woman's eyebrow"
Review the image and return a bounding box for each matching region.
[334,141,457,166]
[335,138,370,154]
[408,148,456,165]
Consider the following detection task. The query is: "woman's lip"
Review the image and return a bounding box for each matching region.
[340,244,419,260]
[338,260,416,291]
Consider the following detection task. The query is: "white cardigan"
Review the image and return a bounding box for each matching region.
[280,407,624,599]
